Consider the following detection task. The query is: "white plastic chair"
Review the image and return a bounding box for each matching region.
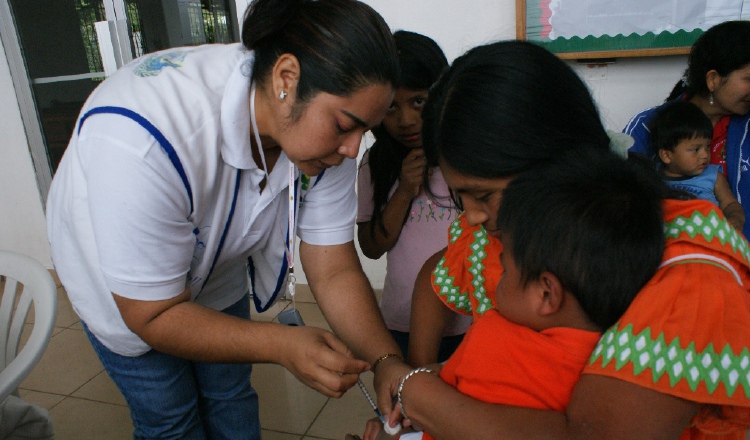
[0,250,57,401]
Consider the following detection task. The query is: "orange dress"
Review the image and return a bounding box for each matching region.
[431,200,750,438]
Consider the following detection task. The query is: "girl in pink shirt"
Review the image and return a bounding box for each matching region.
[356,31,470,362]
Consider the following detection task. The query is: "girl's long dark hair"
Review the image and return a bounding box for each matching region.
[361,31,448,236]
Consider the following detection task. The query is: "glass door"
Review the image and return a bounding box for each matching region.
[1,0,239,197]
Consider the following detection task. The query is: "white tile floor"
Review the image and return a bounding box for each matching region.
[18,274,378,439]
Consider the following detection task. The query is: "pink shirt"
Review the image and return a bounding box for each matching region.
[357,149,471,334]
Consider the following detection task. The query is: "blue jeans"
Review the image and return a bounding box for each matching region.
[83,294,260,440]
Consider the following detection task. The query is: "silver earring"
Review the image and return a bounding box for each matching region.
[709,92,714,105]
[279,90,287,100]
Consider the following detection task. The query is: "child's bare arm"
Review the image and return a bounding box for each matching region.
[714,173,745,231]
[408,249,452,367]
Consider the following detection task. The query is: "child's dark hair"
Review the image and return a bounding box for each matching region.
[362,31,448,237]
[649,100,712,165]
[496,149,666,330]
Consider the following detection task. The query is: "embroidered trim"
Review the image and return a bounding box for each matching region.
[590,324,750,398]
[134,51,187,77]
[432,218,493,315]
[468,229,494,315]
[448,218,463,243]
[433,259,471,314]
[664,209,750,264]
[409,200,459,223]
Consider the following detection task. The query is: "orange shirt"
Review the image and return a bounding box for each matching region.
[421,310,600,440]
[443,309,598,408]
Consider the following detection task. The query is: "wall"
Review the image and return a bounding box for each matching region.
[1,0,687,284]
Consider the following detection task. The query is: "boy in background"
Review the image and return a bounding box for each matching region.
[650,100,745,232]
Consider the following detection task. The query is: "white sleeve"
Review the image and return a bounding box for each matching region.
[296,158,357,245]
[80,115,194,300]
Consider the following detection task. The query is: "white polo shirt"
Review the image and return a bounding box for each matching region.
[46,44,356,356]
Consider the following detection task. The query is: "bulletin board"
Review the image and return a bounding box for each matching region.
[517,0,750,59]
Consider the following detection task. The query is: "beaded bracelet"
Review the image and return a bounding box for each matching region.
[371,353,402,373]
[396,367,433,420]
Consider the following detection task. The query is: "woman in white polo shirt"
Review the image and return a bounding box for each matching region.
[45,0,408,438]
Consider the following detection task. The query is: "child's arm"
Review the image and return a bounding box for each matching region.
[408,250,454,367]
[714,172,745,232]
[358,149,427,259]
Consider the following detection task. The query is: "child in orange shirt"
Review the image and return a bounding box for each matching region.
[348,149,667,440]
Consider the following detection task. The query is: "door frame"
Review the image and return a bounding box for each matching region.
[0,0,242,205]
[0,0,131,203]
[0,0,54,200]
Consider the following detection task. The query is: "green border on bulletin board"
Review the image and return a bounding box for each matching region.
[530,29,703,54]
[524,1,703,55]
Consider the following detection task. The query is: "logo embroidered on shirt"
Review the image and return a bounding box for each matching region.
[134,51,187,77]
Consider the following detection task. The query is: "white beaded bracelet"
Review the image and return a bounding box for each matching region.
[396,367,433,420]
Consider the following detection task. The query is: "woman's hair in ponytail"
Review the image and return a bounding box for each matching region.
[242,0,399,106]
[241,0,301,50]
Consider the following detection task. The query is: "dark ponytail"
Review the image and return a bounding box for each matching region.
[666,77,688,101]
[242,0,399,105]
[241,0,302,50]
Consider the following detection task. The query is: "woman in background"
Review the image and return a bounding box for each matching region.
[626,20,750,237]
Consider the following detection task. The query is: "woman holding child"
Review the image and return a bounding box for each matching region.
[364,40,750,440]
[626,20,750,238]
